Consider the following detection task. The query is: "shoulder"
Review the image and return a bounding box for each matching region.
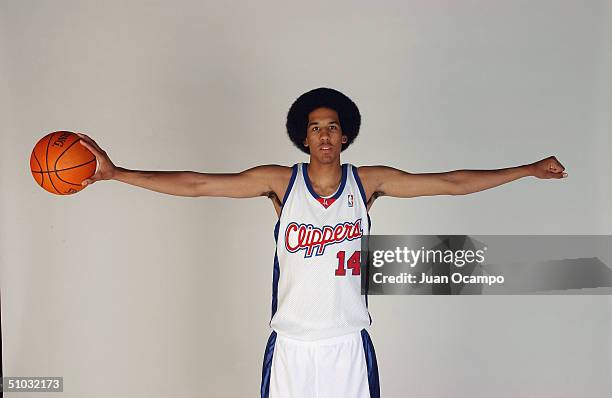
[243,164,293,178]
[237,164,293,187]
[355,165,384,177]
[352,165,388,205]
[356,165,397,174]
[271,165,296,183]
[248,164,296,201]
[355,165,397,186]
[355,165,407,202]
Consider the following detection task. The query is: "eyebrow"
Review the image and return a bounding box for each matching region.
[307,120,339,127]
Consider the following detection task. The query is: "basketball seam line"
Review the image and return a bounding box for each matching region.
[45,133,62,194]
[54,136,86,172]
[31,157,96,173]
[52,136,95,188]
[52,169,85,187]
[32,151,45,187]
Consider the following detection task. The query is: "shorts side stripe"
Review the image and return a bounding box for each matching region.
[260,331,277,398]
[360,329,380,398]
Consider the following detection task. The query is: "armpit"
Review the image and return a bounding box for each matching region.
[266,191,282,216]
[367,191,383,210]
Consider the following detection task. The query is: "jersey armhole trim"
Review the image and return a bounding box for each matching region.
[280,164,298,207]
[351,165,368,207]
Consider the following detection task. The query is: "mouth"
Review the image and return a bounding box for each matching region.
[320,145,332,151]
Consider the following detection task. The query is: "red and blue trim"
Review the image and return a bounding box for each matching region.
[303,163,348,208]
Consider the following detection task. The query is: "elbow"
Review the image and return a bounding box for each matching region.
[191,174,210,197]
[192,181,208,197]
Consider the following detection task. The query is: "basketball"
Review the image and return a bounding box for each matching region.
[30,131,97,195]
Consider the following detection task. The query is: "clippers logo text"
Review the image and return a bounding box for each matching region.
[285,219,362,257]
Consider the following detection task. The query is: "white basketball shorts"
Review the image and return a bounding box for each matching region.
[260,329,380,398]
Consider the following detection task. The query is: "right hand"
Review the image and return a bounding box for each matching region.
[76,132,117,186]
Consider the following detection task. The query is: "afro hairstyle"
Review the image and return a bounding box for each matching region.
[286,87,361,154]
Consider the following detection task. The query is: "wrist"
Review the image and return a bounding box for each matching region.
[111,166,125,181]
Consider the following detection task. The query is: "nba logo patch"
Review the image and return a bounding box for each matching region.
[348,194,354,207]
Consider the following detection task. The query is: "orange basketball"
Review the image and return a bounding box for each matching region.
[30,131,97,195]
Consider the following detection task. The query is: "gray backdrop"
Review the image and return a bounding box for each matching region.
[1,0,611,397]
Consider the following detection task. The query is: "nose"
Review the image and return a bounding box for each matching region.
[319,127,331,140]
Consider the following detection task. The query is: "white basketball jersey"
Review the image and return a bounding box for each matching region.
[270,163,372,341]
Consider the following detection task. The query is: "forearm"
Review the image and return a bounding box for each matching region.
[112,167,201,197]
[448,164,533,195]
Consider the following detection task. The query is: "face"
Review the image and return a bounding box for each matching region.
[303,107,348,163]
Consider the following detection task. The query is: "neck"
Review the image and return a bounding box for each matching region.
[306,158,342,190]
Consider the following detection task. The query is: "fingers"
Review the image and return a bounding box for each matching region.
[77,134,105,159]
[545,156,567,178]
[79,140,102,158]
[553,156,565,171]
[547,156,565,172]
[547,171,568,179]
[81,174,101,186]
[545,168,568,179]
[76,132,105,155]
[76,132,98,149]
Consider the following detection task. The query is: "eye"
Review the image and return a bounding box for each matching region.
[330,125,337,130]
[312,126,319,132]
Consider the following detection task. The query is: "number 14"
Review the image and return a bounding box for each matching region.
[335,250,361,276]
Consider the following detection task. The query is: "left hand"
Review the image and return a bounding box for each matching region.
[529,156,568,179]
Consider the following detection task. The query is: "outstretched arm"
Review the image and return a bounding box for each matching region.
[358,156,567,207]
[77,133,292,200]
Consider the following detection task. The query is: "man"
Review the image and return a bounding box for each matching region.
[77,87,567,398]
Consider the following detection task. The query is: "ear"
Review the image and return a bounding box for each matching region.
[341,135,348,144]
[303,138,308,147]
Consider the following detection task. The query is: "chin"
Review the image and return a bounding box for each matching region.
[315,154,339,164]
